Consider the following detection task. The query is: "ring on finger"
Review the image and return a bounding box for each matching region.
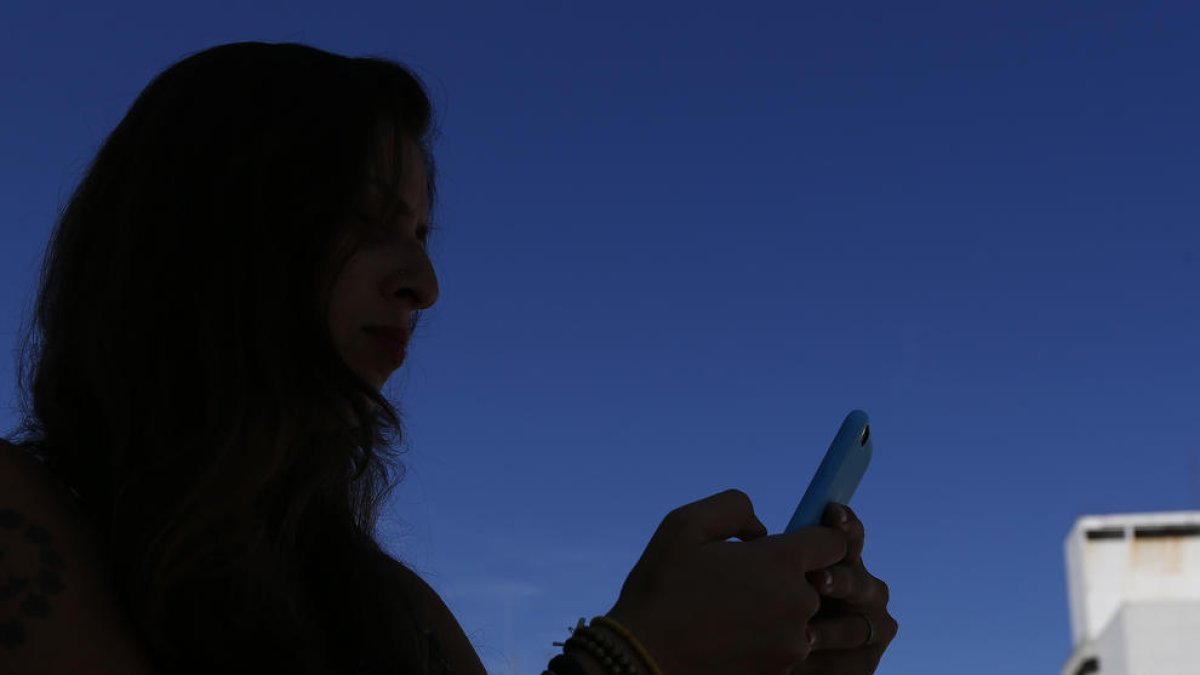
[859,613,875,647]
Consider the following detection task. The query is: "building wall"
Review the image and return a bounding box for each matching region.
[1061,511,1200,675]
[1117,601,1200,675]
[1093,607,1128,675]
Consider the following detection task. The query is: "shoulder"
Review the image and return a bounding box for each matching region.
[0,440,157,674]
[383,556,488,675]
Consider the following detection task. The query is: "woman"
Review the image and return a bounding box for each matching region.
[0,42,896,674]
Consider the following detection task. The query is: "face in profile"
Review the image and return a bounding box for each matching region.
[326,136,439,391]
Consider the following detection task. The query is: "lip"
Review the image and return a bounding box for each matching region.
[363,325,408,365]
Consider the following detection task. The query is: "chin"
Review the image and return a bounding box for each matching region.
[370,371,390,392]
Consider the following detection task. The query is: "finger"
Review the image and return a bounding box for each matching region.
[808,611,875,651]
[796,646,886,675]
[767,526,847,572]
[808,562,888,607]
[663,488,768,545]
[822,503,865,562]
[810,611,898,654]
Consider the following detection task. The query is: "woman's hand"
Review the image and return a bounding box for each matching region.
[796,503,897,675]
[606,489,850,675]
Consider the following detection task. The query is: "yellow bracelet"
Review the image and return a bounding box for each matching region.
[590,616,665,675]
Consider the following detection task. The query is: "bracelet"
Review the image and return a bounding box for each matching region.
[551,617,666,675]
[554,618,639,675]
[547,653,588,675]
[591,616,665,675]
[569,624,638,674]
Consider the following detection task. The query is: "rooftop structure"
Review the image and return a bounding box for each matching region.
[1061,511,1200,675]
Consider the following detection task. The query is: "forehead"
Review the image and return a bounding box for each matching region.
[365,128,429,215]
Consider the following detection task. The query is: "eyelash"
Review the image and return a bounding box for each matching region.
[356,213,434,247]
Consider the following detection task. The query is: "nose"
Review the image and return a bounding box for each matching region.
[399,246,439,310]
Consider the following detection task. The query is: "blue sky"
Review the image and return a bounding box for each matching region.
[2,2,1198,673]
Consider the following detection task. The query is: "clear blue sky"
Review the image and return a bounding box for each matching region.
[2,2,1198,673]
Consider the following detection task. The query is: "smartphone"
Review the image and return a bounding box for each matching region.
[783,410,873,532]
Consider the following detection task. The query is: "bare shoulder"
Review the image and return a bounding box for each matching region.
[0,441,157,674]
[384,556,488,675]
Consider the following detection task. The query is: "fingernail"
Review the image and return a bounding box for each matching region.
[832,503,848,525]
[820,569,833,591]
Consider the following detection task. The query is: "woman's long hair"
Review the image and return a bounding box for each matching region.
[7,41,442,674]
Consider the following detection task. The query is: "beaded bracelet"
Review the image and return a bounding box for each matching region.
[550,617,665,675]
[546,652,588,675]
[553,618,636,675]
[591,616,665,675]
[568,624,638,674]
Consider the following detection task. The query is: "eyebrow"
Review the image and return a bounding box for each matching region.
[365,183,435,234]
[367,179,416,216]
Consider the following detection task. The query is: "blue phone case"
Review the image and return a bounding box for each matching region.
[784,410,873,532]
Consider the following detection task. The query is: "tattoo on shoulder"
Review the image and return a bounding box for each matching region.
[0,507,67,649]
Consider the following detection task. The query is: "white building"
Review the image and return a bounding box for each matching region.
[1061,511,1200,675]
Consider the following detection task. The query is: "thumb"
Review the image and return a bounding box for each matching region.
[665,489,768,544]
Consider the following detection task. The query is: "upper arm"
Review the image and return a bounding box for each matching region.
[387,560,488,675]
[0,443,157,674]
